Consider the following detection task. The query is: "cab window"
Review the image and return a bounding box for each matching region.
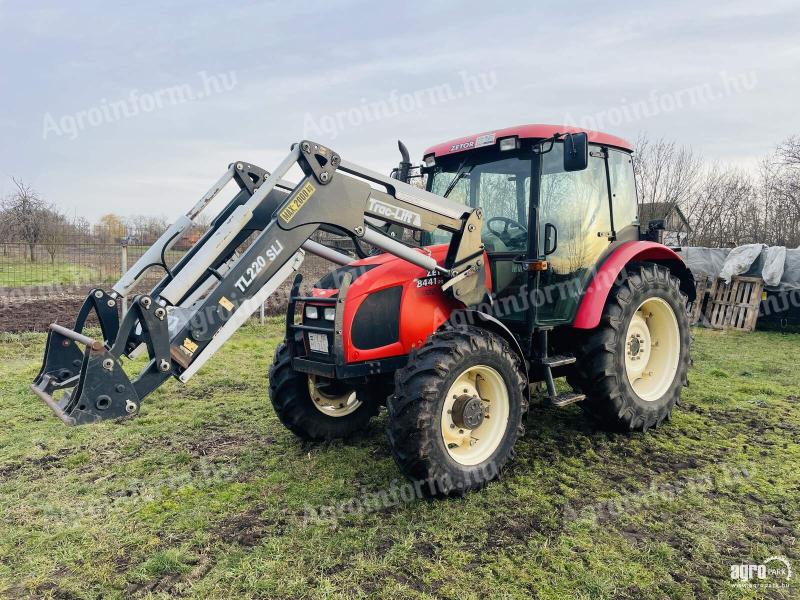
[607,149,639,231]
[428,152,531,252]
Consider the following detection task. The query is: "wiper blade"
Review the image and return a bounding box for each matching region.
[442,160,475,198]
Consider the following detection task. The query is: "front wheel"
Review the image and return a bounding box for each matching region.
[268,342,381,440]
[386,327,528,496]
[568,263,691,432]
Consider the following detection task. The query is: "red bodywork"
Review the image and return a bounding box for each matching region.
[424,123,633,159]
[309,241,690,365]
[310,245,491,364]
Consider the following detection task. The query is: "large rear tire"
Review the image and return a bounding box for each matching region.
[386,327,528,496]
[268,341,382,441]
[568,263,691,432]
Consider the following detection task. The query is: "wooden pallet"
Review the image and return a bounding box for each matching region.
[702,275,764,331]
[687,272,709,325]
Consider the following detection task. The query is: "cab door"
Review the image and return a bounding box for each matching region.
[428,151,534,327]
[534,142,613,325]
[471,162,532,328]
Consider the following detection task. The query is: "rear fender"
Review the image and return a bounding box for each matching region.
[573,241,695,330]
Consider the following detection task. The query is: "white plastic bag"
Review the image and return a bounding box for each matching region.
[762,246,786,287]
[719,244,764,283]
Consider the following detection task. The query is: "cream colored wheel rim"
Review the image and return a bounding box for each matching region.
[625,297,681,401]
[307,375,362,417]
[441,365,510,466]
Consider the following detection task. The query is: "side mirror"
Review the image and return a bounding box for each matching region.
[563,132,589,172]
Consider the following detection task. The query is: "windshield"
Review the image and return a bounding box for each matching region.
[428,151,532,252]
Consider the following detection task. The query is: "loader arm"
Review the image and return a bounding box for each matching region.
[31,140,487,425]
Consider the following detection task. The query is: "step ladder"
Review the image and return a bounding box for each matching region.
[532,328,586,408]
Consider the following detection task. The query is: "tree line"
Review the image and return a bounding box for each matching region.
[634,133,800,248]
[2,133,799,263]
[0,178,199,263]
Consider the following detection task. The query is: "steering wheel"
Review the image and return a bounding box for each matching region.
[486,216,528,247]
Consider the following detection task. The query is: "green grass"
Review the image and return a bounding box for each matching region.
[0,260,102,287]
[0,323,797,598]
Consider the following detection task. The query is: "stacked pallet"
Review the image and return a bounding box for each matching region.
[692,275,764,331]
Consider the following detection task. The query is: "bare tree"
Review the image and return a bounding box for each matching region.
[633,134,703,217]
[690,166,758,246]
[0,209,12,256]
[776,135,800,166]
[194,212,212,232]
[759,139,800,247]
[1,177,47,261]
[40,207,67,264]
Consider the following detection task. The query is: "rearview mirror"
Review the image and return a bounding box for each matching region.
[563,132,588,172]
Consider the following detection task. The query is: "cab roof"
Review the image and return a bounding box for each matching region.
[423,124,633,158]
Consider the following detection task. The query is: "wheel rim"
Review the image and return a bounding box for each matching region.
[624,297,681,401]
[307,375,362,417]
[440,365,510,466]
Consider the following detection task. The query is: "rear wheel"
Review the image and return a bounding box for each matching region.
[387,327,527,496]
[568,263,690,431]
[268,341,381,440]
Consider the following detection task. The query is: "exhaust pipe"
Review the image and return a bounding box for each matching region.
[396,140,412,183]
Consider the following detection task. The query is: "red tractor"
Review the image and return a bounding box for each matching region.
[32,125,694,496]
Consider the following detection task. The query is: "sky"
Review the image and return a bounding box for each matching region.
[1,0,799,221]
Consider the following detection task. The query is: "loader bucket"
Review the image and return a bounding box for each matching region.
[31,323,140,425]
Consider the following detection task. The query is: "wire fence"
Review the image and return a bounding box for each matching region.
[0,219,352,332]
[0,221,355,291]
[0,222,199,291]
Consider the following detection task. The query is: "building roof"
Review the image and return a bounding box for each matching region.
[639,202,691,230]
[423,124,633,158]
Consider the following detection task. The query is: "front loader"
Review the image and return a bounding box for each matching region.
[32,125,695,495]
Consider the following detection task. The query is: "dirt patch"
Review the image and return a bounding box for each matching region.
[125,555,213,598]
[0,447,74,481]
[2,566,81,600]
[0,462,22,480]
[0,285,105,333]
[183,431,275,458]
[217,505,288,547]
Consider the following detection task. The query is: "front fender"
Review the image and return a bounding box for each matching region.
[572,241,695,330]
[446,309,529,384]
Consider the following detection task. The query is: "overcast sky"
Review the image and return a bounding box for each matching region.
[1,0,799,221]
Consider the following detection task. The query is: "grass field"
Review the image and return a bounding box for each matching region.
[0,261,104,287]
[0,322,797,599]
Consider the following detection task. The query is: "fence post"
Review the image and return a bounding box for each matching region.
[120,243,128,317]
[260,300,265,325]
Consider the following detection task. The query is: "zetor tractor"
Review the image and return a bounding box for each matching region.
[32,124,694,496]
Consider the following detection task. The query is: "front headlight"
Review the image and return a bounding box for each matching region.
[305,305,318,320]
[323,307,336,321]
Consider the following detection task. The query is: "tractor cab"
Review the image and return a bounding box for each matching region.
[421,125,641,331]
